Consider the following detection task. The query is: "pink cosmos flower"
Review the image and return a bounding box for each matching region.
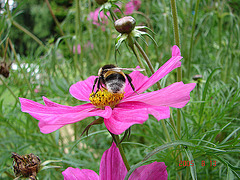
[88,7,110,26]
[84,41,94,50]
[125,0,141,15]
[62,142,168,180]
[88,0,141,28]
[73,44,81,54]
[19,45,196,135]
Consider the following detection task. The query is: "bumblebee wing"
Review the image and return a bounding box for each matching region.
[109,67,145,72]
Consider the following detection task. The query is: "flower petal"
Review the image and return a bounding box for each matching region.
[129,162,168,180]
[104,101,170,135]
[172,45,181,56]
[136,45,182,93]
[69,76,97,102]
[104,105,149,135]
[124,70,149,98]
[20,97,94,114]
[122,82,196,108]
[42,96,75,108]
[62,167,99,180]
[147,105,170,120]
[19,97,112,134]
[99,142,127,180]
[117,101,170,121]
[125,0,141,15]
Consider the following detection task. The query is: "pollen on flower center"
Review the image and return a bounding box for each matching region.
[89,89,124,109]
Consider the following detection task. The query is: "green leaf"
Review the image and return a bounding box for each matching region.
[41,160,62,166]
[98,6,104,22]
[115,34,128,50]
[143,140,196,161]
[213,155,240,178]
[227,166,235,180]
[135,26,156,35]
[111,3,124,14]
[133,29,158,47]
[198,68,221,124]
[41,165,62,171]
[220,127,240,144]
[184,148,197,180]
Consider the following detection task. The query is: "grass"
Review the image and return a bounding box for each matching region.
[0,0,240,179]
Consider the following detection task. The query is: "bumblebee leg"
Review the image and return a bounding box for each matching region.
[100,79,105,88]
[92,77,104,96]
[125,73,137,93]
[92,77,99,93]
[97,77,103,91]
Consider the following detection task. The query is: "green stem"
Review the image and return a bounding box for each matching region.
[217,0,223,49]
[74,0,81,139]
[105,25,112,61]
[74,0,82,76]
[45,0,64,36]
[111,134,130,171]
[12,21,45,48]
[58,64,69,84]
[170,0,180,48]
[131,43,147,76]
[0,76,18,102]
[187,0,200,78]
[170,0,181,139]
[134,41,161,89]
[218,17,222,49]
[169,115,178,140]
[176,109,181,137]
[161,120,172,143]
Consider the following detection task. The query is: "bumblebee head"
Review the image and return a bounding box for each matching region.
[98,64,117,76]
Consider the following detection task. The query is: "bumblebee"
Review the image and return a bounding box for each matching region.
[92,64,145,94]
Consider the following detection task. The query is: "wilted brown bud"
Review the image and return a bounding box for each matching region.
[0,61,11,78]
[12,152,41,180]
[114,16,136,34]
[192,74,203,81]
[95,0,108,5]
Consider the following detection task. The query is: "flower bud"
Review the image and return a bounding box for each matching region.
[114,16,136,34]
[12,152,41,180]
[0,61,11,78]
[192,75,203,81]
[95,0,108,5]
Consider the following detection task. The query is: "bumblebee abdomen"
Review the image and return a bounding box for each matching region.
[105,73,126,93]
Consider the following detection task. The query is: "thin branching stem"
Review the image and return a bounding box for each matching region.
[74,0,82,77]
[45,0,72,54]
[132,44,147,76]
[135,41,161,89]
[9,39,35,99]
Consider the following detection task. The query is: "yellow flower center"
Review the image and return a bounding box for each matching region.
[89,89,124,109]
